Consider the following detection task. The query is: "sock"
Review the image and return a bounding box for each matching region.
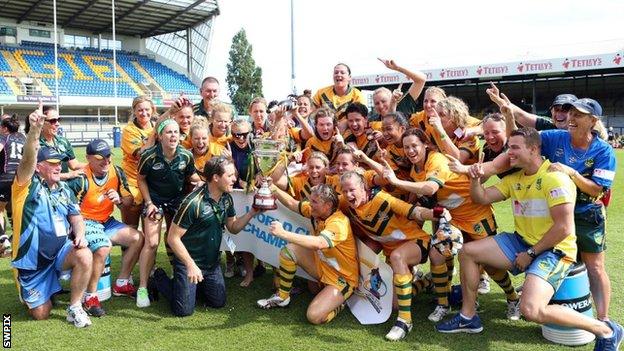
[324,304,344,324]
[445,256,455,286]
[69,302,82,311]
[394,273,413,323]
[277,252,297,300]
[116,278,129,286]
[490,269,519,301]
[431,263,449,307]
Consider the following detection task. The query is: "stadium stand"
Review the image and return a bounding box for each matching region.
[0,42,197,98]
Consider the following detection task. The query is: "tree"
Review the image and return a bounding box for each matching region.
[226,29,263,114]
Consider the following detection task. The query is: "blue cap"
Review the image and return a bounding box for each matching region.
[86,139,111,159]
[37,146,69,163]
[565,98,602,117]
[550,94,577,109]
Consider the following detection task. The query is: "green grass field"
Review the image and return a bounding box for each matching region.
[1,146,623,350]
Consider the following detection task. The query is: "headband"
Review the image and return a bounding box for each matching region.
[157,118,177,135]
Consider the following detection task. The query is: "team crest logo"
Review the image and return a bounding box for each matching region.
[536,178,542,190]
[473,223,482,233]
[538,259,552,272]
[179,161,186,170]
[555,148,564,157]
[515,183,522,190]
[152,162,164,170]
[585,158,594,168]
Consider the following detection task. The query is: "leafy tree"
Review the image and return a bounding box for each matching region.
[226,29,263,113]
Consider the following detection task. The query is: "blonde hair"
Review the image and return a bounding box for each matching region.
[190,116,209,138]
[424,86,447,100]
[308,151,330,168]
[210,102,233,122]
[593,118,608,140]
[169,103,193,117]
[373,87,392,99]
[436,96,470,129]
[248,97,267,112]
[131,95,157,118]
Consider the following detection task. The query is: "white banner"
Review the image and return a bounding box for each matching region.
[222,190,393,325]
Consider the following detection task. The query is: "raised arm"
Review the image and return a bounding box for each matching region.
[16,103,45,186]
[269,221,329,251]
[271,184,300,213]
[378,58,427,101]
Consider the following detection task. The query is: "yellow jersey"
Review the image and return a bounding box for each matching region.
[494,160,577,260]
[410,151,495,236]
[312,85,366,119]
[121,119,153,186]
[298,201,359,287]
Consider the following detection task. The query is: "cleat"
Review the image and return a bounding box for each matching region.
[112,282,137,298]
[507,300,521,321]
[83,295,106,317]
[136,287,150,308]
[477,277,491,295]
[257,294,290,309]
[385,318,412,341]
[428,305,450,322]
[66,306,92,328]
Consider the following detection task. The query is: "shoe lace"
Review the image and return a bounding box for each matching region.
[433,305,448,317]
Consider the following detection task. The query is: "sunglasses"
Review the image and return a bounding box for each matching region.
[233,132,250,139]
[552,105,571,112]
[45,118,61,124]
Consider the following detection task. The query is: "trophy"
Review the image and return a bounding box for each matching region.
[252,138,285,210]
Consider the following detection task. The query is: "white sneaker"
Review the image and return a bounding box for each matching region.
[507,299,521,321]
[477,277,491,295]
[66,305,92,328]
[428,305,450,322]
[411,266,423,282]
[136,287,151,308]
[385,318,412,341]
[257,294,290,309]
[224,262,235,278]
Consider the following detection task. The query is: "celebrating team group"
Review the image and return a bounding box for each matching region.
[0,58,621,349]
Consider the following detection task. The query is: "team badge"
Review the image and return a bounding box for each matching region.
[555,148,564,157]
[515,183,522,190]
[585,158,594,168]
[473,223,482,233]
[179,161,186,170]
[152,162,164,170]
[536,178,542,190]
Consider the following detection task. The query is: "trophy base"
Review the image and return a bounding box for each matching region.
[253,194,277,210]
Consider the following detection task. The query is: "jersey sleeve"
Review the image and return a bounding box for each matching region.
[65,174,87,201]
[543,172,576,207]
[425,153,452,187]
[456,134,480,161]
[121,125,142,157]
[114,166,132,198]
[298,200,312,218]
[312,90,323,108]
[353,89,367,105]
[63,139,76,161]
[535,117,556,131]
[225,193,236,218]
[319,213,350,248]
[590,145,616,189]
[397,94,419,116]
[137,152,152,176]
[493,173,513,199]
[382,191,415,218]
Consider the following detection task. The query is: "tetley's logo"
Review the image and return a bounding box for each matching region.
[476,65,508,76]
[517,61,552,73]
[562,57,602,69]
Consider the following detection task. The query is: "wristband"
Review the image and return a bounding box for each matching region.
[433,205,445,218]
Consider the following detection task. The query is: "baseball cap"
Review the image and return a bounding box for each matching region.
[564,98,603,117]
[550,94,577,109]
[86,139,112,159]
[37,146,69,163]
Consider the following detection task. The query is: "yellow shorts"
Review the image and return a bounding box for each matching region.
[314,254,355,300]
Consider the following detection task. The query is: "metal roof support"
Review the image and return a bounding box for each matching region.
[63,0,99,27]
[16,0,47,23]
[53,0,60,111]
[96,0,150,34]
[142,0,205,38]
[112,0,119,125]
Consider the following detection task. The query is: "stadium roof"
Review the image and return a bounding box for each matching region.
[2,0,220,38]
